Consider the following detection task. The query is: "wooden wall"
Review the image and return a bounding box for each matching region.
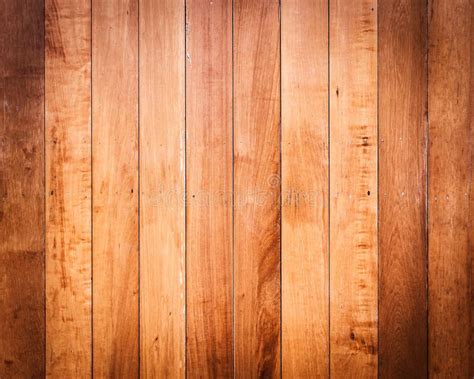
[0,0,472,377]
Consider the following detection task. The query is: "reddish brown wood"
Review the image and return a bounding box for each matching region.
[186,0,233,377]
[234,0,281,376]
[45,0,92,377]
[92,0,139,376]
[329,0,378,376]
[0,0,45,376]
[281,0,329,376]
[428,0,473,377]
[139,0,185,377]
[379,0,428,376]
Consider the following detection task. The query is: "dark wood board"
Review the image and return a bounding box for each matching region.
[0,0,45,376]
[379,0,428,376]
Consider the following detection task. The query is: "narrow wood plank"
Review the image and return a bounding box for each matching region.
[45,0,92,377]
[428,0,473,376]
[234,0,281,376]
[0,0,45,376]
[471,14,474,376]
[186,0,233,376]
[281,0,329,376]
[329,0,378,376]
[92,1,139,376]
[140,0,185,376]
[378,0,427,376]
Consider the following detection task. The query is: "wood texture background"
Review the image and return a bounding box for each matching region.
[45,0,91,376]
[379,0,427,376]
[329,0,378,376]
[186,0,233,376]
[281,0,328,377]
[1,0,473,377]
[234,0,281,377]
[140,0,185,377]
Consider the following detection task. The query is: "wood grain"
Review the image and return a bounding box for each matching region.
[234,0,281,376]
[139,0,185,377]
[186,0,233,376]
[329,0,378,376]
[45,0,91,377]
[92,0,139,376]
[281,0,329,376]
[471,12,474,377]
[0,0,45,376]
[378,0,427,376]
[428,0,473,377]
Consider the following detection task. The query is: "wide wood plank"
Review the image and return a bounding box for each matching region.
[92,0,139,376]
[186,0,233,376]
[329,0,378,376]
[378,0,427,376]
[428,0,473,376]
[45,0,92,377]
[140,0,185,376]
[0,0,45,376]
[281,0,329,376]
[234,0,281,376]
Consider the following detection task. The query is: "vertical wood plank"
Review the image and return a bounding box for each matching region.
[281,0,329,376]
[428,0,473,376]
[140,0,185,376]
[45,0,92,377]
[186,0,233,376]
[471,15,474,376]
[234,0,281,376]
[329,0,378,377]
[378,0,427,376]
[0,0,45,376]
[92,0,139,376]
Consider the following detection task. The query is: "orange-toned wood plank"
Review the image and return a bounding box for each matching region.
[186,0,233,376]
[45,0,92,376]
[140,0,185,376]
[281,0,329,376]
[428,0,473,376]
[186,0,233,377]
[234,0,280,376]
[92,0,139,376]
[378,0,427,376]
[0,0,45,376]
[329,0,378,376]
